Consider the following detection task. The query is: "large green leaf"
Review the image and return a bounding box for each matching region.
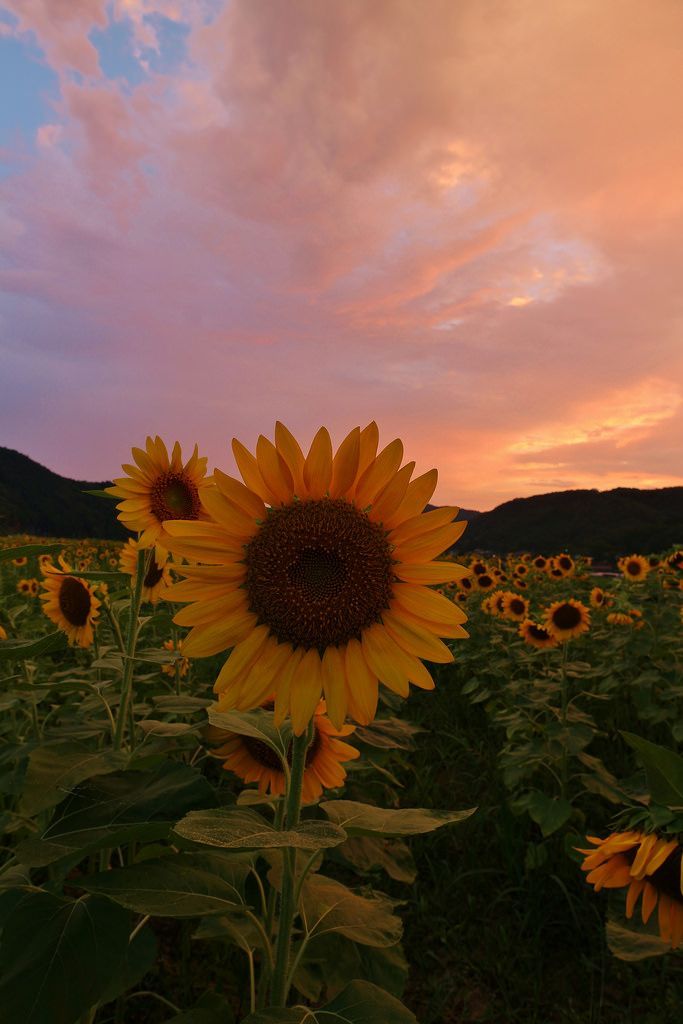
[526,791,573,837]
[621,732,683,808]
[320,799,475,837]
[174,807,347,852]
[0,631,68,662]
[207,707,291,758]
[0,542,62,563]
[606,917,669,961]
[0,891,131,1024]
[17,761,215,867]
[20,742,128,815]
[291,932,408,1002]
[335,835,416,883]
[81,852,251,918]
[243,980,417,1023]
[299,874,402,948]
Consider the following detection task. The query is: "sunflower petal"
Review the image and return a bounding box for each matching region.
[354,439,404,508]
[382,611,454,663]
[290,649,324,735]
[344,638,379,726]
[275,422,306,494]
[213,469,266,519]
[384,469,438,529]
[303,427,333,499]
[256,435,295,505]
[321,645,348,730]
[329,427,361,498]
[361,623,410,697]
[367,462,414,524]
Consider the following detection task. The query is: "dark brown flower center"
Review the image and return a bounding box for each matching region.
[552,603,582,630]
[58,576,91,627]
[144,561,165,588]
[244,498,395,650]
[528,624,552,641]
[150,471,201,523]
[509,598,525,616]
[623,844,683,904]
[627,560,642,575]
[477,574,493,588]
[534,557,546,568]
[558,556,572,570]
[242,725,322,772]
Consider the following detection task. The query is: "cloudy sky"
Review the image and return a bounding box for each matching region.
[1,0,681,510]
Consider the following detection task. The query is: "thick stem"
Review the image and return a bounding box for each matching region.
[113,547,150,751]
[559,640,570,799]
[270,725,312,1007]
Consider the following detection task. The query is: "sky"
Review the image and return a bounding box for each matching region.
[0,0,681,511]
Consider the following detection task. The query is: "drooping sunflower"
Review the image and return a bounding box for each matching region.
[502,593,529,622]
[119,538,173,604]
[518,620,558,650]
[554,554,575,577]
[578,831,683,949]
[512,576,528,589]
[607,611,635,626]
[40,558,100,648]
[163,423,469,733]
[590,586,607,608]
[548,560,564,579]
[544,599,590,642]
[619,555,650,581]
[210,701,359,803]
[38,553,54,570]
[106,437,210,549]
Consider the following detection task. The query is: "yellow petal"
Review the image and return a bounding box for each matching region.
[389,506,460,547]
[213,469,266,520]
[393,521,467,564]
[275,422,306,495]
[290,648,324,735]
[361,623,410,697]
[321,645,348,730]
[394,560,470,585]
[236,639,294,710]
[384,469,438,529]
[630,833,659,878]
[391,583,468,626]
[274,647,304,727]
[256,435,295,505]
[344,638,378,726]
[356,422,379,483]
[303,427,333,499]
[625,878,645,918]
[329,427,361,498]
[642,881,659,923]
[181,613,256,658]
[354,439,404,508]
[232,438,273,504]
[367,462,414,524]
[213,625,271,694]
[173,589,246,627]
[200,487,259,538]
[382,611,454,663]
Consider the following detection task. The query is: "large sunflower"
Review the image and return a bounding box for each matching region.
[578,830,683,948]
[544,599,590,642]
[119,538,173,604]
[40,558,100,648]
[106,437,210,548]
[209,701,359,803]
[163,423,469,733]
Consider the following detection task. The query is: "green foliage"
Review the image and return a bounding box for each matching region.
[244,979,417,1023]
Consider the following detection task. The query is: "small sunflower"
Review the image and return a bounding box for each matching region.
[470,560,488,577]
[475,573,495,591]
[106,437,210,549]
[40,558,100,648]
[545,599,590,642]
[162,638,190,678]
[163,423,469,733]
[12,556,27,567]
[119,538,173,604]
[17,578,32,596]
[460,576,474,593]
[519,620,558,650]
[512,576,528,589]
[668,551,683,571]
[554,554,575,577]
[619,555,650,581]
[513,563,528,576]
[578,831,683,949]
[210,702,360,803]
[548,561,564,579]
[590,586,607,608]
[502,593,529,622]
[607,611,635,626]
[533,555,548,570]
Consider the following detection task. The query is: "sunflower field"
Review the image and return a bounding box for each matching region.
[1,427,682,1024]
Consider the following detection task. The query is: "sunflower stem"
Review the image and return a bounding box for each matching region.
[113,547,150,751]
[270,723,313,1007]
[559,640,570,799]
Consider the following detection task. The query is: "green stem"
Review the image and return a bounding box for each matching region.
[112,547,150,751]
[257,800,286,1009]
[559,640,570,799]
[270,725,312,1007]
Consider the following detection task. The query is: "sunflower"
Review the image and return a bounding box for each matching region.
[162,638,190,678]
[163,423,469,733]
[578,831,683,949]
[470,560,488,576]
[544,599,590,642]
[28,578,39,597]
[38,554,53,570]
[17,579,32,595]
[590,586,607,608]
[533,555,548,570]
[475,573,495,591]
[210,702,360,803]
[460,576,474,592]
[619,555,650,581]
[106,437,210,548]
[518,620,558,650]
[548,561,564,579]
[0,624,7,641]
[513,563,528,576]
[455,591,467,603]
[648,556,661,568]
[119,538,173,604]
[40,558,100,648]
[512,576,528,589]
[554,554,575,577]
[502,593,529,622]
[490,590,508,616]
[607,611,635,626]
[12,556,27,567]
[668,551,683,571]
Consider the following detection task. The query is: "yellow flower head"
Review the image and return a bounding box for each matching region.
[607,611,635,626]
[12,556,27,567]
[40,558,100,648]
[554,554,575,577]
[532,555,548,570]
[619,555,650,581]
[119,538,173,604]
[544,599,590,641]
[106,437,210,549]
[163,423,469,734]
[590,586,607,608]
[578,831,683,949]
[501,592,529,622]
[518,620,558,650]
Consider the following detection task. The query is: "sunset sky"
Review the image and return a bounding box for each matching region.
[1,0,681,510]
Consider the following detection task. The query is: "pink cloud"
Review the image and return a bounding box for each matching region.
[1,0,682,509]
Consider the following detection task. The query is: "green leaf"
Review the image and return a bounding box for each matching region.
[20,742,128,816]
[167,992,235,1023]
[526,791,573,837]
[0,891,131,1024]
[320,799,476,837]
[193,910,267,952]
[207,707,291,758]
[174,807,347,852]
[299,874,402,948]
[621,732,683,808]
[335,835,416,883]
[0,631,68,662]
[353,717,422,750]
[606,917,669,961]
[97,925,157,1005]
[82,489,118,500]
[0,542,62,562]
[80,852,251,918]
[16,761,215,867]
[243,980,417,1023]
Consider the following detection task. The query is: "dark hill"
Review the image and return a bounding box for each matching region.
[454,487,683,557]
[0,447,126,539]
